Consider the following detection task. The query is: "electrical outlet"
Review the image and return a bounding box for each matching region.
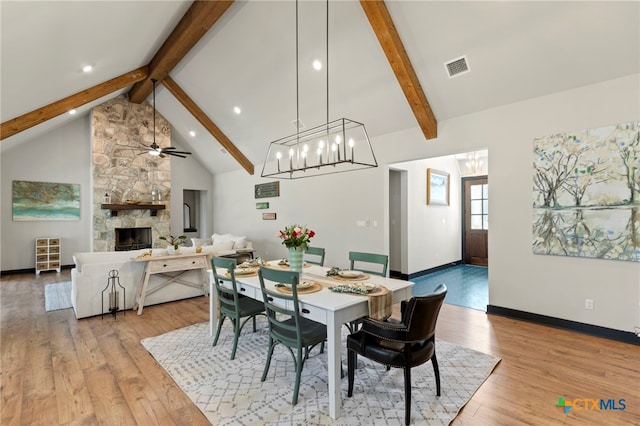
[634,326,640,337]
[584,298,594,310]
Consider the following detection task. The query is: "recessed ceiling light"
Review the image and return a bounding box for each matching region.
[82,65,93,73]
[189,130,196,137]
[233,106,242,115]
[312,60,322,71]
[68,109,77,115]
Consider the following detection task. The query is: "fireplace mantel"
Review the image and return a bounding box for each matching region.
[101,203,166,217]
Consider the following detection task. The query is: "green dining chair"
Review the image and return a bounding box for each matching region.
[211,256,266,360]
[258,266,327,405]
[305,246,325,266]
[349,251,389,277]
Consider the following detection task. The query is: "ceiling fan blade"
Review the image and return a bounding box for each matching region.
[166,152,187,158]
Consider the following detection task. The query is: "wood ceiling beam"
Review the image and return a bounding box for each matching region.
[128,0,235,104]
[162,77,254,175]
[1,66,148,141]
[359,0,437,139]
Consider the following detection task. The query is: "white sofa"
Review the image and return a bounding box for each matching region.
[71,239,253,319]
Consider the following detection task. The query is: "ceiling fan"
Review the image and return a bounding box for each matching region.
[139,79,192,159]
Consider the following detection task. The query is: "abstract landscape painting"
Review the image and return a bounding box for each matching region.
[12,180,80,221]
[532,121,640,262]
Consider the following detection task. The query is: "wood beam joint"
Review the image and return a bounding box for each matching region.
[360,0,437,139]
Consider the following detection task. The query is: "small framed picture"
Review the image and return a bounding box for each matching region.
[427,169,450,205]
[256,202,270,209]
[262,213,277,220]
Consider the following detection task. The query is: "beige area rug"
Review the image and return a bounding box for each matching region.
[141,319,500,425]
[44,281,72,311]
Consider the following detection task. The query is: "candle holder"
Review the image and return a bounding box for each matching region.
[102,269,126,319]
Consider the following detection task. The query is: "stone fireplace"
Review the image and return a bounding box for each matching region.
[91,95,172,252]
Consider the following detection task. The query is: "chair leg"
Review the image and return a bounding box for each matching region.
[432,353,441,396]
[212,315,226,346]
[252,315,257,332]
[261,338,275,382]
[230,318,241,360]
[347,350,355,397]
[404,367,411,426]
[292,347,303,405]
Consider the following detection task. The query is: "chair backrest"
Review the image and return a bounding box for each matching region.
[305,247,325,266]
[258,266,304,348]
[349,251,389,277]
[211,256,241,317]
[402,284,447,342]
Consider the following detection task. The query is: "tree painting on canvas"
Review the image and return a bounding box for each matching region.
[12,180,80,221]
[532,121,640,261]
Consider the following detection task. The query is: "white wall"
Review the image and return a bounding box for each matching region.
[0,117,214,271]
[1,117,92,269]
[391,156,462,274]
[213,73,640,333]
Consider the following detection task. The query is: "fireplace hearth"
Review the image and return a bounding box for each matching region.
[115,227,152,251]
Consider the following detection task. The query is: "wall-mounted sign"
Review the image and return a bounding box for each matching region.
[255,181,280,199]
[256,202,270,209]
[262,213,277,220]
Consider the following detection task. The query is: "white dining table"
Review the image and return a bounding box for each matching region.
[207,263,414,420]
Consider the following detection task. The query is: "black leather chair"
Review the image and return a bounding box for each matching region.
[347,284,447,425]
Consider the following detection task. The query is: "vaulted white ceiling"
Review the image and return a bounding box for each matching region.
[2,1,638,175]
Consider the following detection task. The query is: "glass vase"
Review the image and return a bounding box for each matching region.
[288,247,305,274]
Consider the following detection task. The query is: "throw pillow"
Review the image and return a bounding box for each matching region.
[212,240,235,251]
[229,235,248,249]
[211,233,232,245]
[191,237,212,247]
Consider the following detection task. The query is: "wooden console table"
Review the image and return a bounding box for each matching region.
[132,252,209,315]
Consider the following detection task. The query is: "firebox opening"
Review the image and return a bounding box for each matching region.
[115,227,152,251]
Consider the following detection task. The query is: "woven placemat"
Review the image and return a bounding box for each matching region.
[275,282,323,294]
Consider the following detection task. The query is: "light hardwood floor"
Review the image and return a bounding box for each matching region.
[1,271,638,425]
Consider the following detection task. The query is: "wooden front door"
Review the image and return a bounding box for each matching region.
[463,176,488,266]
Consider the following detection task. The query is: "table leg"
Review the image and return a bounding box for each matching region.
[209,274,216,336]
[135,267,151,315]
[327,315,342,419]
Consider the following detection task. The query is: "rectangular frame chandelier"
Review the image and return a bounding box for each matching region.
[261,118,377,179]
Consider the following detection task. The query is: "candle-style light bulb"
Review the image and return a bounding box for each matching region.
[331,143,337,163]
[276,151,282,172]
[349,138,355,162]
[301,151,307,169]
[318,140,324,165]
[335,135,341,161]
[289,148,294,171]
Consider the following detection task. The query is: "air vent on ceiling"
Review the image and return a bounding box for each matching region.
[291,119,305,130]
[445,55,470,78]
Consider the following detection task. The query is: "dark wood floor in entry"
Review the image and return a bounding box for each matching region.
[1,270,638,425]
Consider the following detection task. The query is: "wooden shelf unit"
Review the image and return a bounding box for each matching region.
[35,237,61,274]
[101,203,166,216]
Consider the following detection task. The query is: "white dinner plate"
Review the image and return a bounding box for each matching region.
[338,270,362,278]
[284,280,314,289]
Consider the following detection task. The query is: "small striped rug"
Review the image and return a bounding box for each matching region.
[44,281,72,311]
